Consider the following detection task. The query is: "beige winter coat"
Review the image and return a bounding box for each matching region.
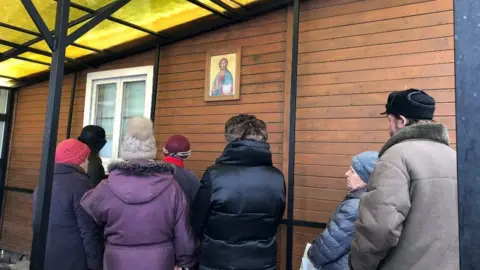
[350,123,459,270]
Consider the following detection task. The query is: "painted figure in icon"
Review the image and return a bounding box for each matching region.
[211,58,234,96]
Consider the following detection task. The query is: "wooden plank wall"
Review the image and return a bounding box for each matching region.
[292,0,455,268]
[155,9,288,178]
[1,74,75,253]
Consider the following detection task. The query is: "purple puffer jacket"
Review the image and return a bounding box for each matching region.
[80,160,196,270]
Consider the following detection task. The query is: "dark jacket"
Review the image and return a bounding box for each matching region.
[173,165,200,204]
[80,160,197,270]
[32,164,104,270]
[308,187,366,270]
[86,152,105,188]
[163,156,200,205]
[191,140,286,270]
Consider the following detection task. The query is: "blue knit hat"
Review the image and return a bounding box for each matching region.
[351,151,379,183]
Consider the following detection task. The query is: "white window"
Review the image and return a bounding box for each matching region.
[83,66,154,167]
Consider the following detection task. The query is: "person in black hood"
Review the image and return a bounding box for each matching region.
[78,125,107,188]
[191,114,286,270]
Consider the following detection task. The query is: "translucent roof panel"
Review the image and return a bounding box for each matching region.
[18,52,52,64]
[0,45,13,53]
[71,0,227,33]
[2,0,89,32]
[0,27,37,45]
[0,0,272,87]
[30,40,96,59]
[0,58,49,79]
[72,20,149,51]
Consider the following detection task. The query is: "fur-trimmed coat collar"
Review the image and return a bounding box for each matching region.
[108,160,175,176]
[379,123,450,157]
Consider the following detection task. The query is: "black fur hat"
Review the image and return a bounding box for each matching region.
[381,89,436,120]
[78,125,107,153]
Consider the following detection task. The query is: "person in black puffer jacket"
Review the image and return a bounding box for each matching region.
[191,114,286,270]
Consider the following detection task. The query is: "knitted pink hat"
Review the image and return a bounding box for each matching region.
[55,139,91,165]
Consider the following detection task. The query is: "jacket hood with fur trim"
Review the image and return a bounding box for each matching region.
[379,123,450,157]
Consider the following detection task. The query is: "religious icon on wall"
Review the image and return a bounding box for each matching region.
[204,48,241,101]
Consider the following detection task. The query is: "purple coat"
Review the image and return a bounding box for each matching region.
[80,160,196,270]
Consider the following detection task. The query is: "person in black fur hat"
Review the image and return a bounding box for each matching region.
[350,89,458,270]
[78,125,107,188]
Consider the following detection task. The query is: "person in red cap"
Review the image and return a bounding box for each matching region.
[32,139,103,270]
[162,135,200,205]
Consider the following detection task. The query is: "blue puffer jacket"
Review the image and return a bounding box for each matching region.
[307,187,366,270]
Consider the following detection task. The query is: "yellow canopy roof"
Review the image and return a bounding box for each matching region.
[0,0,279,88]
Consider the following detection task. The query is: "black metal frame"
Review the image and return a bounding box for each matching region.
[286,0,300,269]
[186,0,232,19]
[150,44,160,123]
[0,90,15,219]
[2,0,290,89]
[20,0,55,51]
[67,1,169,40]
[454,0,480,269]
[66,0,129,45]
[28,1,132,269]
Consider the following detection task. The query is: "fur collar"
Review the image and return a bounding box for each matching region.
[379,123,450,157]
[108,160,175,176]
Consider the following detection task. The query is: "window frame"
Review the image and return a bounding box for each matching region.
[83,66,154,165]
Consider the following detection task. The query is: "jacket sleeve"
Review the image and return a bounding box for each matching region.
[80,181,108,226]
[173,192,197,268]
[190,169,213,238]
[73,180,104,270]
[350,160,411,270]
[308,200,358,267]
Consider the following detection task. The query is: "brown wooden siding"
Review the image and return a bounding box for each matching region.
[155,8,288,178]
[292,0,455,266]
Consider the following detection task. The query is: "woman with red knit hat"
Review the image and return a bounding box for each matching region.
[32,139,104,270]
[163,135,200,204]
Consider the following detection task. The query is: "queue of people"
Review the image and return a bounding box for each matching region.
[32,88,458,270]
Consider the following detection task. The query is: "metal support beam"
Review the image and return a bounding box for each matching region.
[0,21,111,55]
[229,0,247,8]
[0,90,15,219]
[186,0,232,19]
[66,72,77,139]
[150,44,160,123]
[455,0,480,269]
[20,0,55,51]
[0,22,40,36]
[68,2,169,39]
[0,12,101,63]
[14,56,50,66]
[30,0,70,269]
[286,0,300,269]
[66,0,130,46]
[210,0,240,16]
[0,39,94,69]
